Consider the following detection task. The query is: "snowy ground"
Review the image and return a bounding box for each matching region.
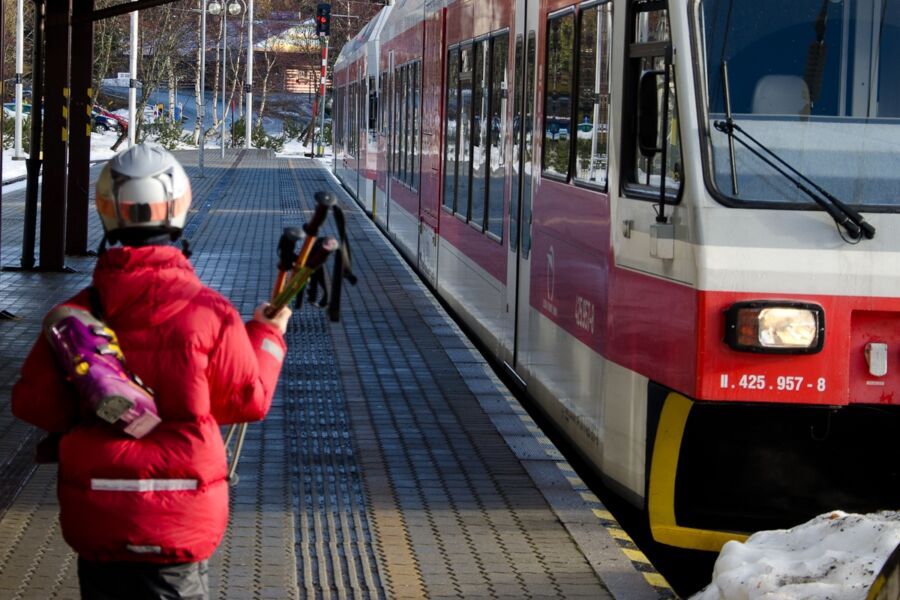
[691,511,900,600]
[3,131,331,186]
[2,130,123,183]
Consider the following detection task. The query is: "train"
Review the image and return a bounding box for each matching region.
[331,0,900,552]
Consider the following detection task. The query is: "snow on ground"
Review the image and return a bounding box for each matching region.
[692,511,900,600]
[2,130,122,183]
[276,139,332,163]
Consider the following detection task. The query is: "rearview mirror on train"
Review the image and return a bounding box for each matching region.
[638,70,662,158]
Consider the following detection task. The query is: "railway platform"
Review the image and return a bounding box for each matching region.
[0,149,672,600]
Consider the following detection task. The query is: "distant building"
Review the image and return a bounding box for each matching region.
[254,18,323,94]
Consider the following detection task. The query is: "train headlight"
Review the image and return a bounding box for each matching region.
[724,302,825,354]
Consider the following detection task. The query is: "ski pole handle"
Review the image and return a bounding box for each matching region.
[266,237,339,318]
[296,192,337,268]
[272,228,304,299]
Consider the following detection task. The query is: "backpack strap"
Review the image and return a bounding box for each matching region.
[327,205,357,323]
[87,286,105,321]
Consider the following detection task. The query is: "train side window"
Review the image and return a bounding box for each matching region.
[379,72,386,133]
[522,31,536,257]
[623,1,682,198]
[542,9,576,180]
[369,75,377,133]
[394,67,401,178]
[443,48,461,212]
[404,64,411,185]
[471,38,490,227]
[458,45,474,220]
[401,65,407,180]
[411,61,419,189]
[574,1,612,189]
[348,82,356,158]
[334,86,341,153]
[510,35,524,251]
[486,33,508,239]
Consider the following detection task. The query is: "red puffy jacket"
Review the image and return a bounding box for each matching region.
[12,245,286,563]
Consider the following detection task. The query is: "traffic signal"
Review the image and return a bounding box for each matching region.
[316,3,331,36]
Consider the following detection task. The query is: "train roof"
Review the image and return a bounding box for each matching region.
[379,0,430,42]
[334,6,393,71]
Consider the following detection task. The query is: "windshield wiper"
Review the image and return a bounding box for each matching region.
[714,119,876,241]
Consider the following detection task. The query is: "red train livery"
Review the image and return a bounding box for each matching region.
[333,0,900,550]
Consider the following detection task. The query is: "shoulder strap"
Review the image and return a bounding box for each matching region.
[87,286,105,321]
[327,205,357,323]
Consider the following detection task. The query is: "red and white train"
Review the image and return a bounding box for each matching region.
[332,0,900,551]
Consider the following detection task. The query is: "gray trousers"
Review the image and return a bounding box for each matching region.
[77,558,209,600]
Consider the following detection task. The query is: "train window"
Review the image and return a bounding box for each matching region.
[410,62,419,189]
[404,64,411,184]
[574,2,612,188]
[348,82,356,158]
[443,48,461,212]
[471,39,490,227]
[487,33,508,239]
[458,45,474,220]
[397,65,409,181]
[522,31,537,257]
[542,10,576,180]
[379,72,387,133]
[413,61,420,190]
[510,35,524,251]
[623,2,682,197]
[368,75,377,134]
[393,67,401,178]
[334,87,341,153]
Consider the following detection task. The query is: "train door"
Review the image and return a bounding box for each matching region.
[385,51,395,229]
[357,70,365,199]
[505,3,538,371]
[613,1,689,284]
[417,2,445,285]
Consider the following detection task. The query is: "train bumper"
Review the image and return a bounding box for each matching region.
[647,390,900,552]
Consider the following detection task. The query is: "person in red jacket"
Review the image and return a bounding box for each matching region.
[11,143,290,599]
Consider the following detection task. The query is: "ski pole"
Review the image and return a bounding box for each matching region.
[228,238,340,485]
[266,237,339,318]
[294,191,336,271]
[272,227,304,298]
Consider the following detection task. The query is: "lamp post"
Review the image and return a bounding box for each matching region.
[208,0,244,160]
[199,0,209,176]
[128,1,139,147]
[245,0,253,149]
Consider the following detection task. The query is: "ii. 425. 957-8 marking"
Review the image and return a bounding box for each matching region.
[720,374,827,392]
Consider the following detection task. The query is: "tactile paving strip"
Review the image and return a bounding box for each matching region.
[300,160,616,600]
[275,159,385,599]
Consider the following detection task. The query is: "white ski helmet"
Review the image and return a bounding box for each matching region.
[95,143,192,240]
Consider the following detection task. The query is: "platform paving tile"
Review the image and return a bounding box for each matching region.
[0,152,666,600]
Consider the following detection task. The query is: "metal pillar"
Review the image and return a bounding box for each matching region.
[39,0,71,271]
[244,0,252,148]
[318,35,329,156]
[66,0,93,255]
[21,0,45,270]
[128,4,138,146]
[221,5,227,159]
[14,0,25,158]
[199,1,206,176]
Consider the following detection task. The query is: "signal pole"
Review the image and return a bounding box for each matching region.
[318,37,328,157]
[316,3,330,157]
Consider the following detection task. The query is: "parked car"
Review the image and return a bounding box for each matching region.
[92,106,128,133]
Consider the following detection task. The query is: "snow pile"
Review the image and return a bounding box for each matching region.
[692,511,900,600]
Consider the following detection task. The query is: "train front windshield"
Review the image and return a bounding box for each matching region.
[696,0,900,209]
